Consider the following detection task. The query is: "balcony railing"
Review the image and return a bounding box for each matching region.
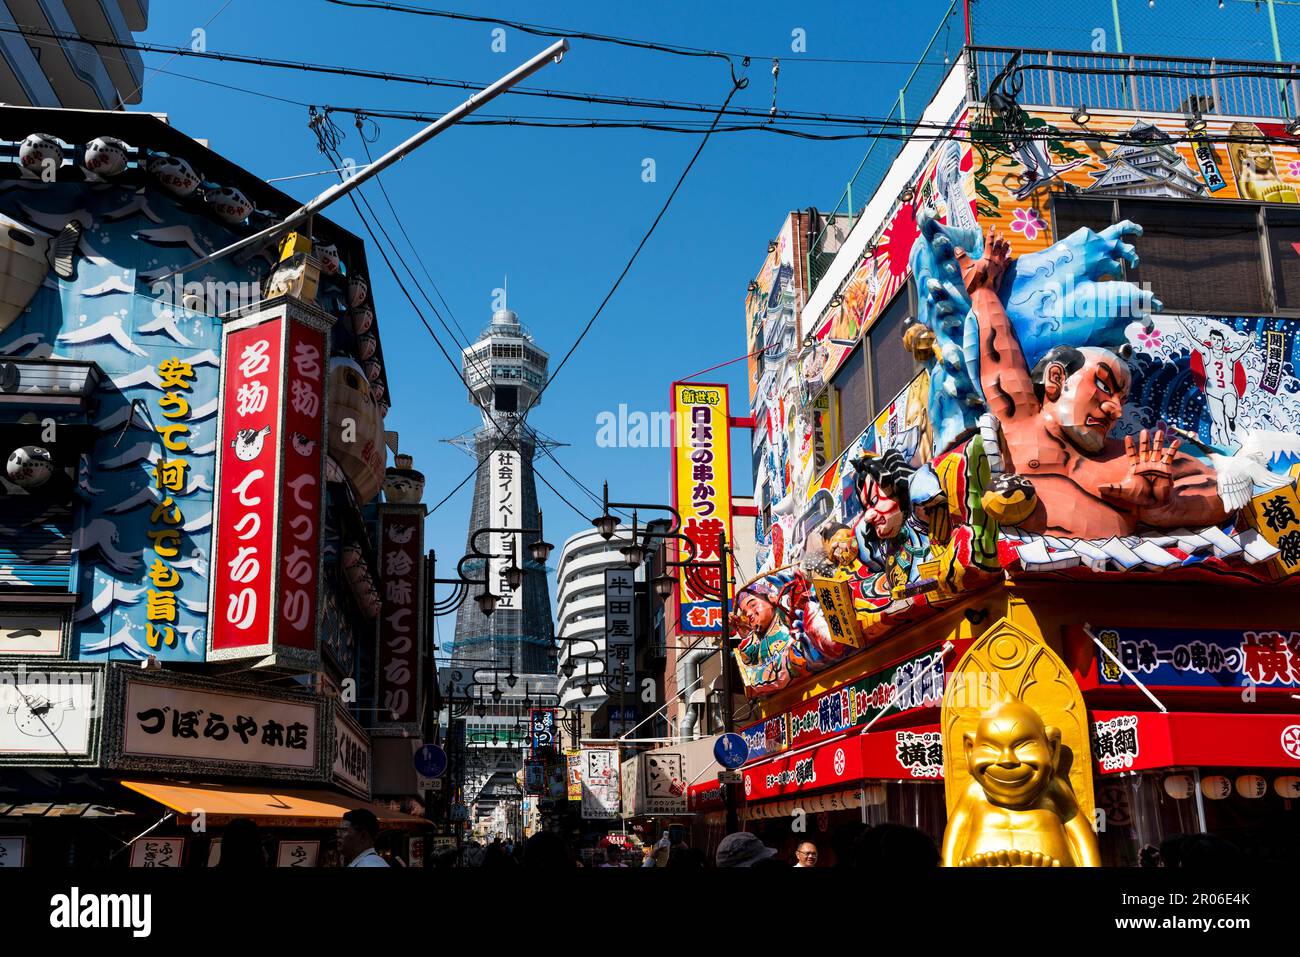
[970,45,1300,119]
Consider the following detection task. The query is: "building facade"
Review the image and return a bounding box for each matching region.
[0,1,149,110]
[0,105,430,867]
[725,43,1300,865]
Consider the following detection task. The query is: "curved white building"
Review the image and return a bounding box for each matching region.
[555,524,637,710]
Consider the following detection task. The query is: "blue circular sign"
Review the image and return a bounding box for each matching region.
[414,744,448,778]
[714,733,749,770]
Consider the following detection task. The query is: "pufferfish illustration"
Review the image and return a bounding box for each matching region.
[290,432,317,457]
[231,425,271,462]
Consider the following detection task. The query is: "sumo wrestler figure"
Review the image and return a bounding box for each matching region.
[960,226,1227,539]
[942,698,1100,868]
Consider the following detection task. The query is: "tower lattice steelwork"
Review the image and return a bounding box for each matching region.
[449,307,557,675]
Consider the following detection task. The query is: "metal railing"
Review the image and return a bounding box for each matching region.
[803,43,1300,300]
[803,0,961,297]
[970,45,1300,118]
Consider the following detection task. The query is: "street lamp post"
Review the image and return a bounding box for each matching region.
[591,483,739,832]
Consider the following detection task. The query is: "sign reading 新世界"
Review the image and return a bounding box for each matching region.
[1090,625,1300,690]
[118,674,319,772]
[671,382,733,634]
[603,567,636,693]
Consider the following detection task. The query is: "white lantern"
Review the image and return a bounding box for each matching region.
[1163,774,1195,799]
[6,445,53,488]
[1235,774,1267,799]
[1200,775,1232,800]
[862,783,887,806]
[347,275,369,308]
[1273,776,1300,799]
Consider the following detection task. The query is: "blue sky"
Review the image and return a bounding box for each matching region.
[131,1,1291,643]
[130,0,964,640]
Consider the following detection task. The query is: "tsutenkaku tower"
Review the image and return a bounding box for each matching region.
[450,307,556,674]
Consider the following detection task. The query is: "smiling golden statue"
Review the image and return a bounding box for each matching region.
[942,697,1100,867]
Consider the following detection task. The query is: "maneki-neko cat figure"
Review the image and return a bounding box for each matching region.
[941,619,1100,867]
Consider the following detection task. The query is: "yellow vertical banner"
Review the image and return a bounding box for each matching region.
[671,382,733,633]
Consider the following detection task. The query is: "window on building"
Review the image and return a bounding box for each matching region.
[1123,200,1266,314]
[869,288,922,412]
[1265,206,1300,311]
[1052,196,1116,241]
[832,343,869,451]
[495,385,518,413]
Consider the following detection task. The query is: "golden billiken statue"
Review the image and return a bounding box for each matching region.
[942,698,1101,867]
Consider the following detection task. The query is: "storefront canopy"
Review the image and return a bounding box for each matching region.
[119,780,428,828]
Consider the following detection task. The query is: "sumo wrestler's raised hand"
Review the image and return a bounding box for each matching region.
[1098,428,1181,508]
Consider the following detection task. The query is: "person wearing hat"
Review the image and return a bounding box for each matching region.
[715,832,778,867]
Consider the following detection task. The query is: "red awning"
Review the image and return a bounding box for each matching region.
[1092,711,1300,774]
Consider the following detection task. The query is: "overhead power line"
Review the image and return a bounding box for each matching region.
[0,23,907,129]
[321,0,961,67]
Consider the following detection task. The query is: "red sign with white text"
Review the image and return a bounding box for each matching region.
[741,735,864,802]
[275,322,326,650]
[211,321,283,651]
[375,509,422,726]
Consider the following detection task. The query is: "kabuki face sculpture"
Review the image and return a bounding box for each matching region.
[852,449,913,542]
[1032,345,1131,455]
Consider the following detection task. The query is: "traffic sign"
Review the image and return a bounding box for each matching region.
[714,733,749,770]
[414,743,448,778]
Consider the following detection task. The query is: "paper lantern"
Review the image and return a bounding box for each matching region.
[19,133,63,176]
[148,154,201,196]
[83,136,129,177]
[1200,775,1232,800]
[1235,774,1267,799]
[1163,774,1194,799]
[862,783,887,806]
[1273,776,1300,799]
[6,445,53,488]
[347,275,369,308]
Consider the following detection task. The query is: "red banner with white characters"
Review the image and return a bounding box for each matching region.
[375,508,422,727]
[276,322,326,650]
[211,321,283,651]
[741,735,864,802]
[1092,710,1300,774]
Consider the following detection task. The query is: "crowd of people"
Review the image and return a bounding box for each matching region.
[206,813,1245,868]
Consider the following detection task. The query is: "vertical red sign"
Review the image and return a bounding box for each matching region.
[211,320,283,651]
[276,322,326,650]
[375,509,422,727]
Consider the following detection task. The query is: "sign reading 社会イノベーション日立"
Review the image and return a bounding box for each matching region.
[671,382,732,634]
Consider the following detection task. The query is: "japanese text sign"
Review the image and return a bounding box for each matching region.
[603,566,636,693]
[375,508,423,729]
[671,382,733,634]
[121,674,319,772]
[209,306,329,660]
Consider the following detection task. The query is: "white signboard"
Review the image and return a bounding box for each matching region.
[0,614,63,656]
[643,752,687,815]
[603,567,636,694]
[277,840,320,868]
[130,837,185,868]
[488,448,523,610]
[331,709,371,798]
[0,669,96,757]
[581,746,621,820]
[0,836,25,867]
[122,679,318,769]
